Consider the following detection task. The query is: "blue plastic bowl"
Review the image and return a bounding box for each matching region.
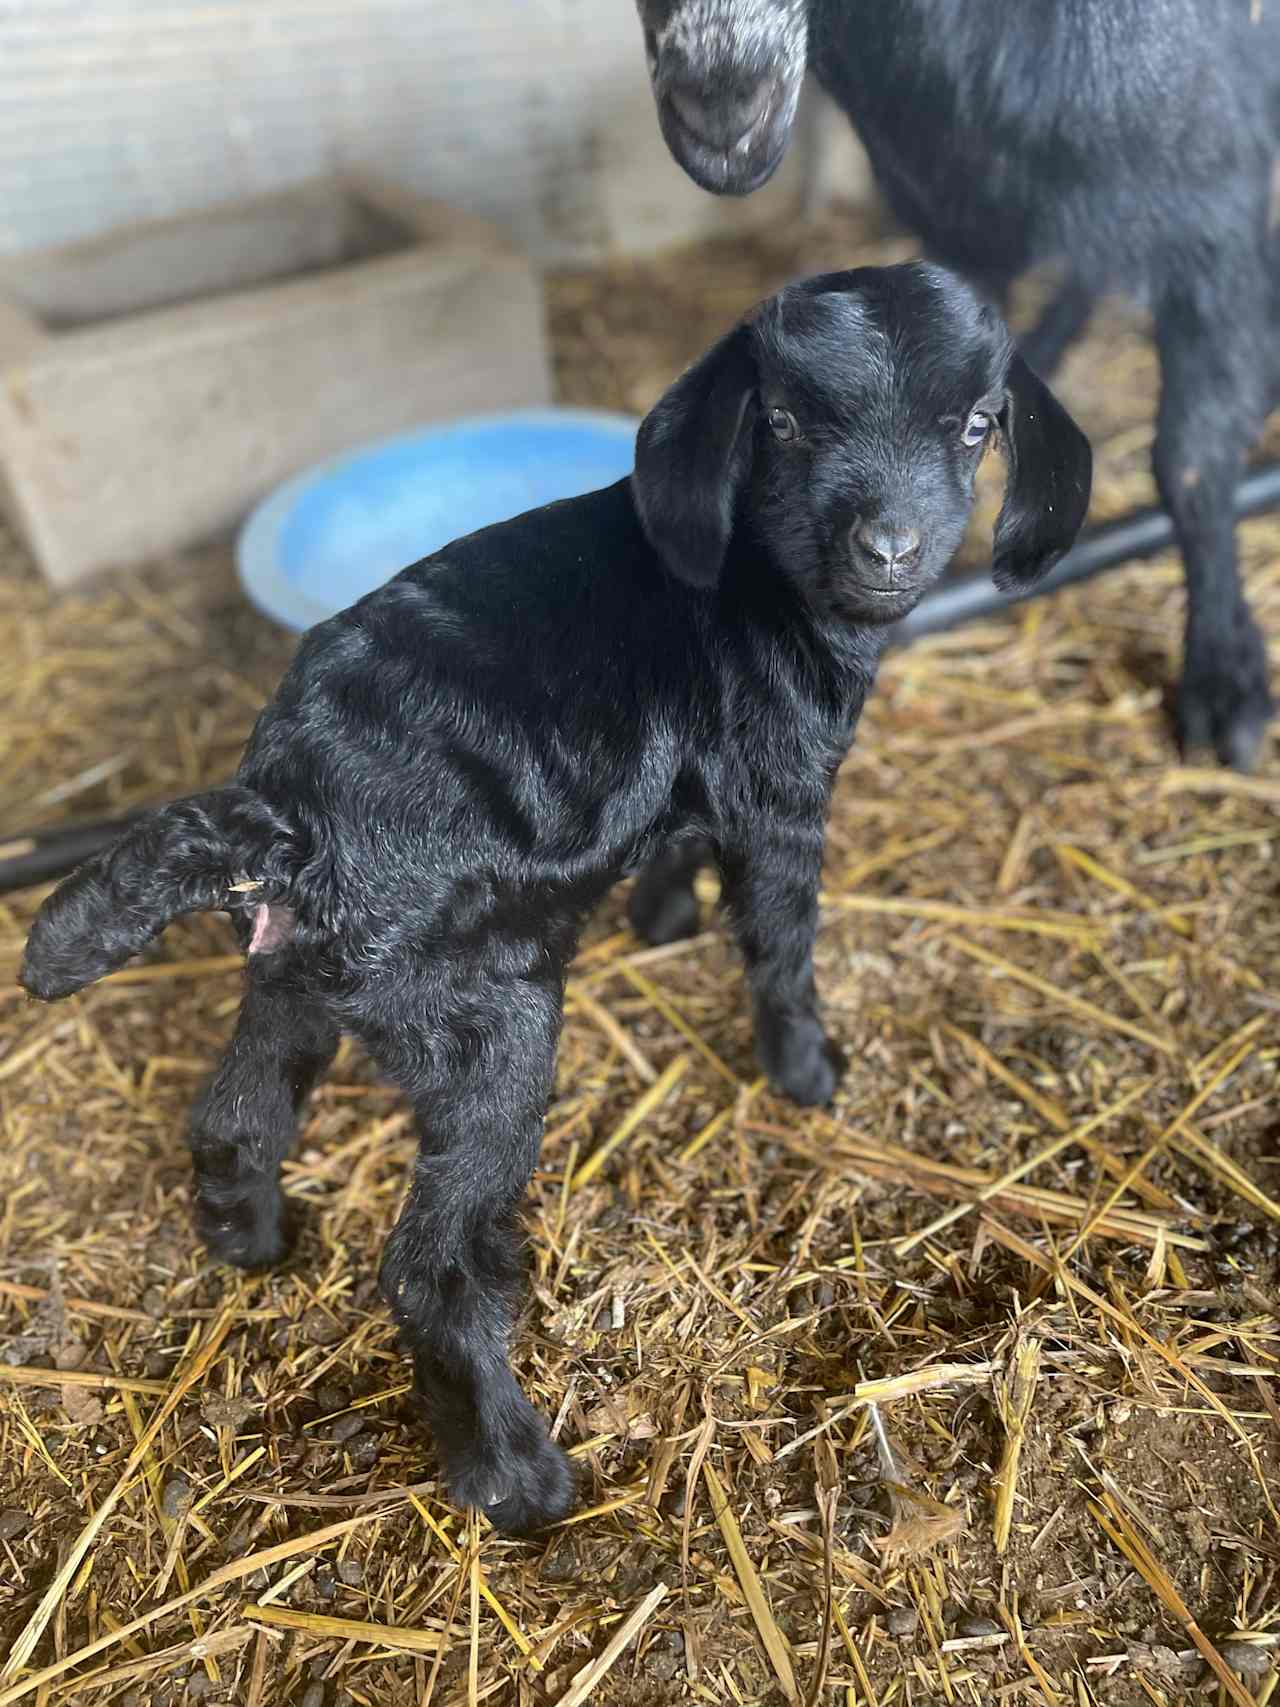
[236,408,641,632]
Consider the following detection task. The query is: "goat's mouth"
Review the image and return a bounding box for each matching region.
[836,566,936,626]
[655,78,795,196]
[840,584,921,625]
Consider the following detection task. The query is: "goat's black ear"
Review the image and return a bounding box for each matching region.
[992,354,1092,591]
[632,325,758,588]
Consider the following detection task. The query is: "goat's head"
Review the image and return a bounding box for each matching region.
[633,264,1093,624]
[634,0,808,194]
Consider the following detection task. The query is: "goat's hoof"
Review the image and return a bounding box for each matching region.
[446,1431,579,1537]
[629,881,701,946]
[197,1198,295,1271]
[762,1028,846,1108]
[1217,712,1271,775]
[1177,643,1273,773]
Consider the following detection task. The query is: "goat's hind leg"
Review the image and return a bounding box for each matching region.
[187,966,338,1269]
[371,972,576,1536]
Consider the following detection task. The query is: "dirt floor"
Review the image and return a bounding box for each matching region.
[0,208,1278,1707]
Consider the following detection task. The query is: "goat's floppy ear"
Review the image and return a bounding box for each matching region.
[632,325,758,588]
[992,354,1092,591]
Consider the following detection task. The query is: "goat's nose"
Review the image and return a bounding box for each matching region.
[851,520,922,585]
[668,80,771,150]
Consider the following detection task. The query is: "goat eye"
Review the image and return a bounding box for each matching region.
[767,407,799,443]
[962,409,992,448]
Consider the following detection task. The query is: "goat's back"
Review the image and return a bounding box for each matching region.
[814,0,1280,291]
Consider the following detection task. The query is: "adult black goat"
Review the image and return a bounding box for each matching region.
[20,265,1089,1534]
[635,0,1279,771]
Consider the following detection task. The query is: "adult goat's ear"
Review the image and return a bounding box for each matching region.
[992,354,1092,591]
[632,324,758,588]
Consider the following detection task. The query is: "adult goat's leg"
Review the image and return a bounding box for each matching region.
[1154,268,1274,771]
[373,972,576,1536]
[188,967,338,1269]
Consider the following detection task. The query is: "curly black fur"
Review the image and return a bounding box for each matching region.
[636,0,1280,769]
[20,264,1089,1534]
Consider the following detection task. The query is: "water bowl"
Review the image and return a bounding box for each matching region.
[236,408,640,631]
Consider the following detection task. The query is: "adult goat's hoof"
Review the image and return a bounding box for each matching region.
[1178,626,1273,773]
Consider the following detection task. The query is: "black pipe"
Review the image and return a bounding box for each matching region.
[0,810,151,894]
[6,460,1280,898]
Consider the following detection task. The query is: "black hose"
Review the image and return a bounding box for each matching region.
[6,461,1280,898]
[0,811,150,894]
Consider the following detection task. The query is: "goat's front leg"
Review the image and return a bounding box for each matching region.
[1154,264,1274,771]
[719,818,844,1107]
[371,973,577,1537]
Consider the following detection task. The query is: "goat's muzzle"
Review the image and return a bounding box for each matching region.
[657,74,790,194]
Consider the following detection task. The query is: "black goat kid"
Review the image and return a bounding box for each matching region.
[636,0,1280,770]
[20,266,1090,1534]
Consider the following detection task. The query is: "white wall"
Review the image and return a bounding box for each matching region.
[0,1,867,262]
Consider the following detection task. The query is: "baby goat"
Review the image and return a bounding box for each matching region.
[636,0,1280,770]
[20,264,1090,1535]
